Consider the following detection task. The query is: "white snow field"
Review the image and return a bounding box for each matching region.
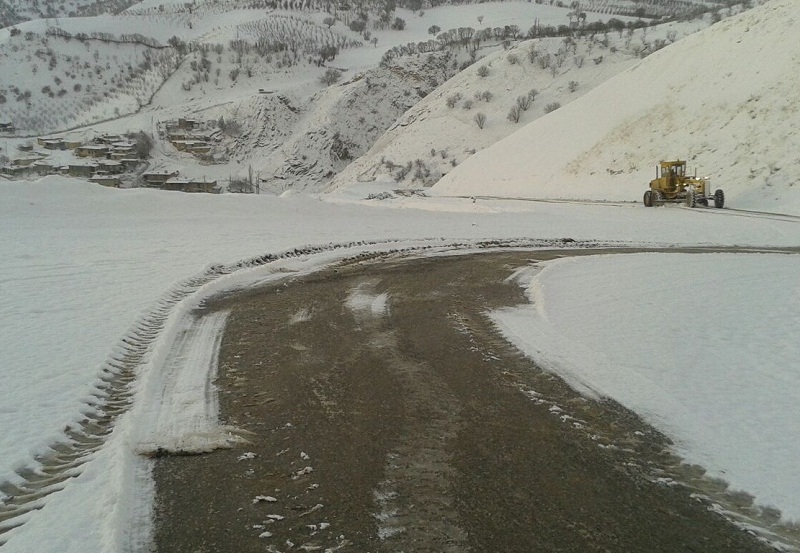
[493,252,800,523]
[1,178,799,552]
[2,0,800,550]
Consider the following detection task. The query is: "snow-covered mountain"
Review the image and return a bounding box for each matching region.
[431,0,800,213]
[3,0,760,197]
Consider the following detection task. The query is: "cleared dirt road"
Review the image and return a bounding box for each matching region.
[153,250,777,552]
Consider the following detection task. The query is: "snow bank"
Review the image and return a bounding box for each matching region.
[493,252,800,523]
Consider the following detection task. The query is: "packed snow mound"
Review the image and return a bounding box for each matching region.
[432,0,800,215]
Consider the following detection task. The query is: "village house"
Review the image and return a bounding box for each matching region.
[2,161,56,178]
[67,163,97,178]
[75,145,109,158]
[172,140,212,154]
[163,177,218,193]
[64,138,83,150]
[12,156,43,167]
[110,142,136,158]
[42,139,66,151]
[1,165,32,178]
[167,130,189,142]
[143,170,179,187]
[97,160,124,175]
[194,129,219,142]
[32,161,59,176]
[177,118,197,130]
[94,134,125,145]
[111,141,135,151]
[119,158,141,171]
[0,122,15,133]
[89,175,121,188]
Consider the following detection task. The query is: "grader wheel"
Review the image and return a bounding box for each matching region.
[685,188,697,208]
[714,189,725,208]
[652,190,663,206]
[643,190,653,207]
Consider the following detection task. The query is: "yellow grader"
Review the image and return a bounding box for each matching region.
[643,160,724,208]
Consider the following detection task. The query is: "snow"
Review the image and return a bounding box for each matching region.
[492,252,800,521]
[132,309,238,456]
[432,0,800,215]
[2,0,800,550]
[346,281,390,318]
[1,177,799,552]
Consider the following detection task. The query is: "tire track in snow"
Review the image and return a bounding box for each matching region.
[133,310,234,456]
[0,239,408,543]
[0,237,603,545]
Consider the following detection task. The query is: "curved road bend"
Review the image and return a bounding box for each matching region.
[153,248,792,553]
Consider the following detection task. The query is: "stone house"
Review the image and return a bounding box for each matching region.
[163,178,218,193]
[75,145,109,158]
[89,175,121,188]
[143,171,180,187]
[67,164,96,178]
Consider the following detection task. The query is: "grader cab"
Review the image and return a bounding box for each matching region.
[643,160,724,208]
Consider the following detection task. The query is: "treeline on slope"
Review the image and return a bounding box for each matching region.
[0,0,758,29]
[0,28,181,134]
[380,16,654,65]
[0,0,139,28]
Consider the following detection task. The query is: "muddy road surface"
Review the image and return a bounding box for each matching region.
[153,250,777,552]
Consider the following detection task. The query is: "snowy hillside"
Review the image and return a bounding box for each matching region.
[328,32,645,190]
[2,0,748,190]
[432,0,800,214]
[198,52,460,191]
[0,29,180,133]
[0,0,138,28]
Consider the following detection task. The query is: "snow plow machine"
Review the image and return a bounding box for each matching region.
[643,160,724,208]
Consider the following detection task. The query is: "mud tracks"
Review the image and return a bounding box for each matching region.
[152,249,783,553]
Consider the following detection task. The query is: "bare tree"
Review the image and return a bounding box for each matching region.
[507,104,522,123]
[544,102,561,114]
[446,92,462,108]
[134,131,153,159]
[474,112,486,129]
[319,68,342,86]
[527,44,538,63]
